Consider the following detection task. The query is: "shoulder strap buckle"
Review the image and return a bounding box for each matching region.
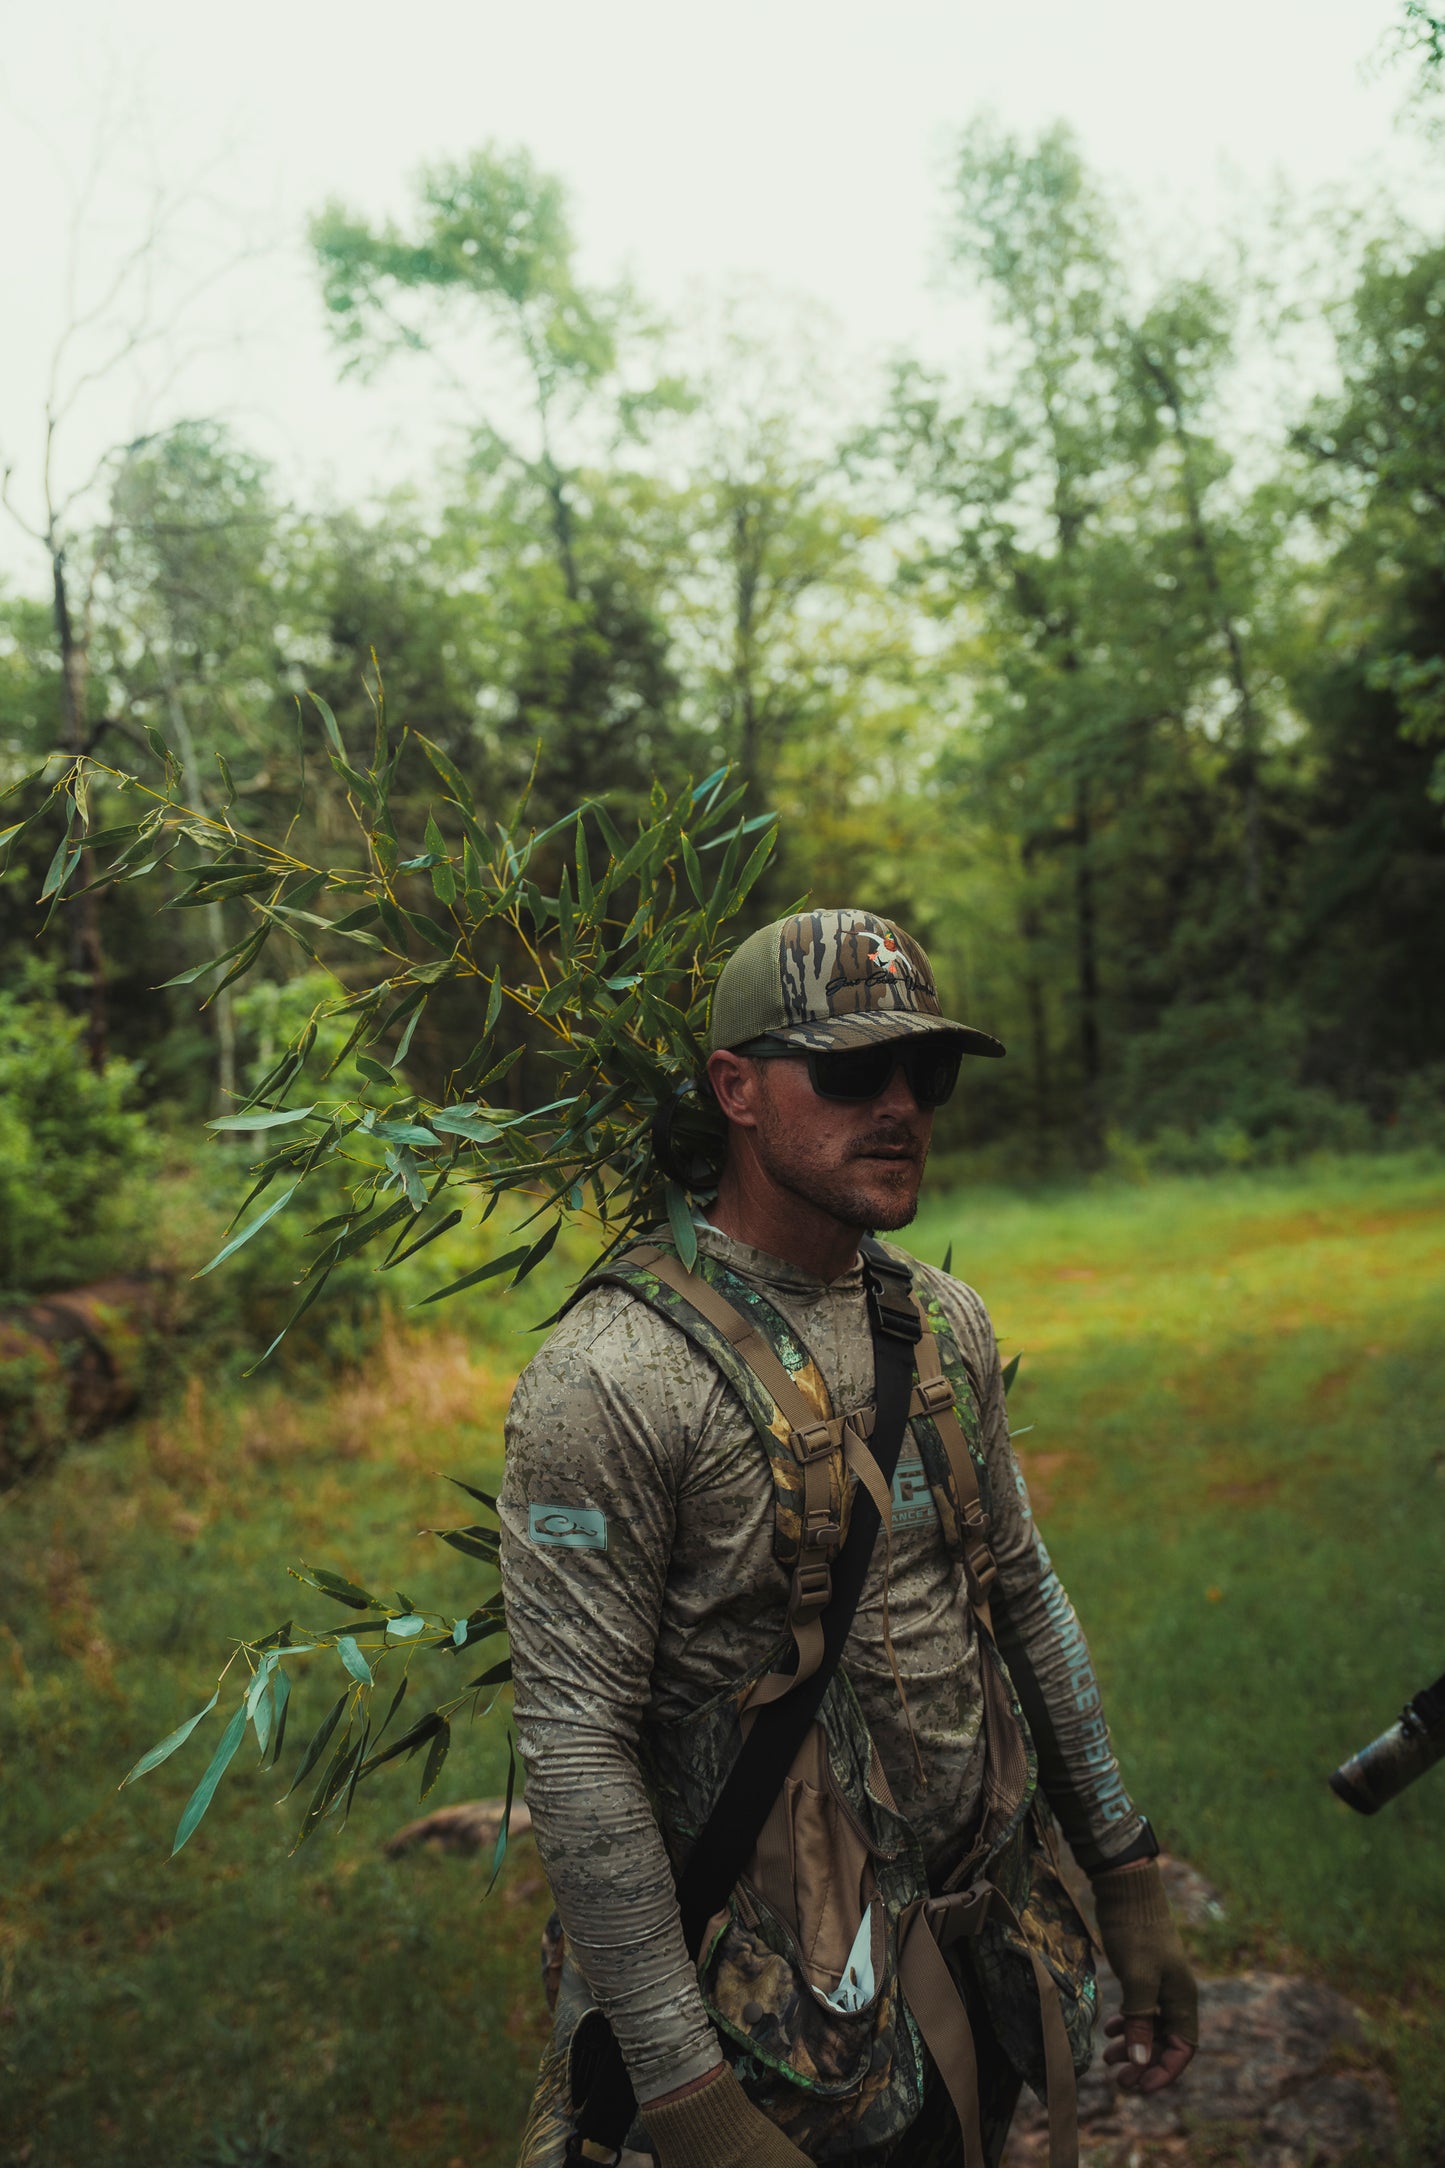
[861,1243,922,1345]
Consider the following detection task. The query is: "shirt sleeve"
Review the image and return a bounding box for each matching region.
[921,1266,1145,1872]
[499,1284,724,2102]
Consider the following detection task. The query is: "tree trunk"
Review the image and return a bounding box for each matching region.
[51,545,108,1074]
[1073,774,1103,1165]
[732,499,763,804]
[1137,346,1265,997]
[1020,838,1052,1177]
[165,683,237,1111]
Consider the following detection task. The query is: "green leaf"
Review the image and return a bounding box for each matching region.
[385,1143,427,1211]
[282,1692,348,1800]
[419,1718,451,1801]
[39,831,81,901]
[940,1242,954,1276]
[308,691,344,756]
[296,1730,362,1847]
[247,1656,277,1755]
[171,1697,248,1856]
[268,1664,292,1769]
[206,1105,317,1133]
[1001,1352,1023,1396]
[427,1106,502,1142]
[485,971,503,1030]
[413,732,476,814]
[431,1528,501,1563]
[357,1709,442,1778]
[206,924,270,1001]
[241,1263,334,1375]
[386,1614,426,1639]
[414,1245,530,1306]
[666,1182,699,1270]
[119,1688,220,1788]
[355,1053,395,1085]
[336,1635,373,1686]
[445,1477,499,1511]
[372,1120,439,1147]
[403,908,453,953]
[303,1567,379,1609]
[332,903,380,933]
[159,935,258,987]
[193,1183,298,1278]
[394,1000,426,1066]
[383,1207,463,1271]
[485,1736,517,1894]
[511,1216,562,1285]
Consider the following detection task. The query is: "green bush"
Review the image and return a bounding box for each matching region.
[0,970,156,1297]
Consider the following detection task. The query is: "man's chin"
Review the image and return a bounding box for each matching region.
[824,1171,924,1233]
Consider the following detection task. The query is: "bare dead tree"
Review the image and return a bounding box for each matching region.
[0,117,266,1078]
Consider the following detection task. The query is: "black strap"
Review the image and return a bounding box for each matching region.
[568,1239,921,2159]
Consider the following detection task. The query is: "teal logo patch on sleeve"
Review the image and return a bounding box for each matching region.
[528,1504,608,1551]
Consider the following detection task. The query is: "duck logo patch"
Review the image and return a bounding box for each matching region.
[528,1504,608,1551]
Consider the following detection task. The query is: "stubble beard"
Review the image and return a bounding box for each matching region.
[755,1106,929,1233]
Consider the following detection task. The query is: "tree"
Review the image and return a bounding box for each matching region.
[310,147,695,823]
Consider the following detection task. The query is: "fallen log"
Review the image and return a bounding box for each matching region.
[0,1275,165,1487]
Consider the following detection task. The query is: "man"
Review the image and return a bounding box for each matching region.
[501,909,1197,2168]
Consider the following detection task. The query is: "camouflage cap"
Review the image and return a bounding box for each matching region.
[706,908,1006,1058]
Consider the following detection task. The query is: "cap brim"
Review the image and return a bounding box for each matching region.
[765,1010,1006,1059]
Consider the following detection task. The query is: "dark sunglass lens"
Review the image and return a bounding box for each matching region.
[906,1042,963,1108]
[809,1045,894,1101]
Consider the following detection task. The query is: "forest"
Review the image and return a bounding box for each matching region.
[2,18,1445,2167]
[3,108,1445,1227]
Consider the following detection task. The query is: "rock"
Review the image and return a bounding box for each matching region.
[384,1796,533,1856]
[1004,1970,1398,2167]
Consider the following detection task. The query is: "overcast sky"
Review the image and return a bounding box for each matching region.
[0,0,1432,588]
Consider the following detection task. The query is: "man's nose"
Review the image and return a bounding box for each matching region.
[873,1061,923,1118]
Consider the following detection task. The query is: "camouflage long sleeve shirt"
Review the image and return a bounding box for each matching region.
[499,1227,1142,2102]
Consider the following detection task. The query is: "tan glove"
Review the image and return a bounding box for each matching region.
[643,2062,812,2167]
[1093,1860,1199,2094]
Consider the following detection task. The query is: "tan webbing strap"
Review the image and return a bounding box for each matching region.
[628,1245,843,1710]
[899,1880,1079,2168]
[914,1300,998,1634]
[896,1905,988,2168]
[841,1418,892,1527]
[629,1246,823,1432]
[984,1887,1080,2168]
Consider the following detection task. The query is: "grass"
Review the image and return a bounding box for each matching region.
[911,1152,1445,2160]
[2,1152,1443,2164]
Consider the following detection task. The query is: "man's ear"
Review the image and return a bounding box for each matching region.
[706,1048,760,1128]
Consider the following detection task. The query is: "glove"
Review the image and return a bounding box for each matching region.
[1093,1860,1199,2094]
[643,2061,812,2167]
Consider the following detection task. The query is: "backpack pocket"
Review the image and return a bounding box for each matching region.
[696,1721,926,2159]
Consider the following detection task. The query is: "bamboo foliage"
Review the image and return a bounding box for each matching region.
[3,686,775,1354]
[4,688,777,1856]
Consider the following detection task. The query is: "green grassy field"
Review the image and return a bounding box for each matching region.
[3,1155,1443,2166]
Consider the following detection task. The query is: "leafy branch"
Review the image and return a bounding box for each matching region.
[7,675,781,1860]
[3,682,776,1370]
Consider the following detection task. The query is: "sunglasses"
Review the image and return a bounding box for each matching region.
[745,1034,964,1109]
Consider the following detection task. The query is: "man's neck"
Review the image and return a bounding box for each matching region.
[706,1163,863,1283]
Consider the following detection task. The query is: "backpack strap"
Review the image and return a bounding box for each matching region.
[568,1238,922,2163]
[913,1302,998,1634]
[627,1242,898,1709]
